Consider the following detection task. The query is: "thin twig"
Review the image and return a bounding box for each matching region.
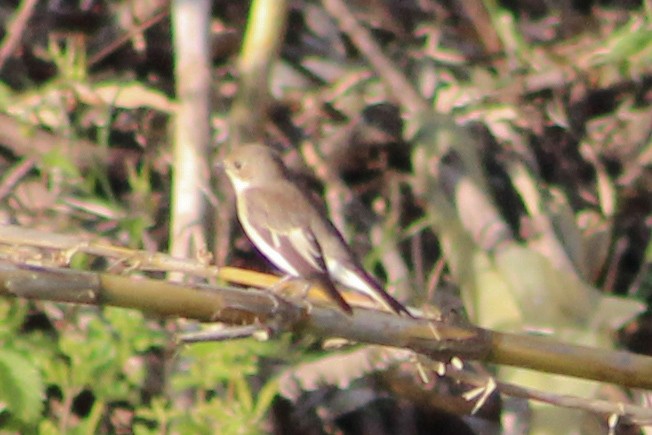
[0,158,36,201]
[88,8,169,67]
[321,0,428,115]
[0,0,39,72]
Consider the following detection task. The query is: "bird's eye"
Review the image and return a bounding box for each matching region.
[233,161,242,170]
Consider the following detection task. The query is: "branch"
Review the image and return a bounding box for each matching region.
[0,225,651,395]
[0,260,487,361]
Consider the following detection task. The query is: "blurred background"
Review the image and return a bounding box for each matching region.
[0,0,650,433]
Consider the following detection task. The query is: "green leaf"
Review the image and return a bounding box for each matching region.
[592,23,652,65]
[0,348,44,423]
[37,419,60,435]
[89,82,174,112]
[0,300,28,338]
[253,377,279,421]
[41,149,82,180]
[234,374,254,413]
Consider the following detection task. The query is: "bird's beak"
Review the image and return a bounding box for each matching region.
[214,160,225,171]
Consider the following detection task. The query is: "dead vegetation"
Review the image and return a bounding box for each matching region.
[0,0,651,433]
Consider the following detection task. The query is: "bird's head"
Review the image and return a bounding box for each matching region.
[221,144,286,191]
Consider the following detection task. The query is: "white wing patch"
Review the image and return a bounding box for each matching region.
[240,217,300,276]
[271,230,282,249]
[326,258,401,312]
[287,227,322,271]
[239,212,326,276]
[326,258,373,295]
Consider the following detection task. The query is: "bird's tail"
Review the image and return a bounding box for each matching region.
[314,275,354,315]
[359,271,414,317]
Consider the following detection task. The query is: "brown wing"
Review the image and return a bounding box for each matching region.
[242,184,410,316]
[309,205,414,317]
[239,186,353,314]
[240,186,323,276]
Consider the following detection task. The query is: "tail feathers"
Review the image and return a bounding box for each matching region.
[311,271,412,317]
[325,257,413,317]
[369,285,413,317]
[314,275,354,315]
[358,270,414,317]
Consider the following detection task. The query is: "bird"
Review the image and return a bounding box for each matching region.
[221,143,412,317]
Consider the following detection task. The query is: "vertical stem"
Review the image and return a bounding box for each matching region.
[169,0,213,268]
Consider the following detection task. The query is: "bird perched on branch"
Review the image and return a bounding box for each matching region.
[221,143,412,317]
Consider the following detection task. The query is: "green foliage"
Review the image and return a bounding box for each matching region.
[148,372,278,435]
[591,18,652,67]
[46,37,87,83]
[0,303,163,433]
[1,298,283,433]
[174,341,258,390]
[41,150,83,181]
[0,301,43,430]
[0,348,44,424]
[133,337,283,434]
[0,299,28,335]
[0,0,650,432]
